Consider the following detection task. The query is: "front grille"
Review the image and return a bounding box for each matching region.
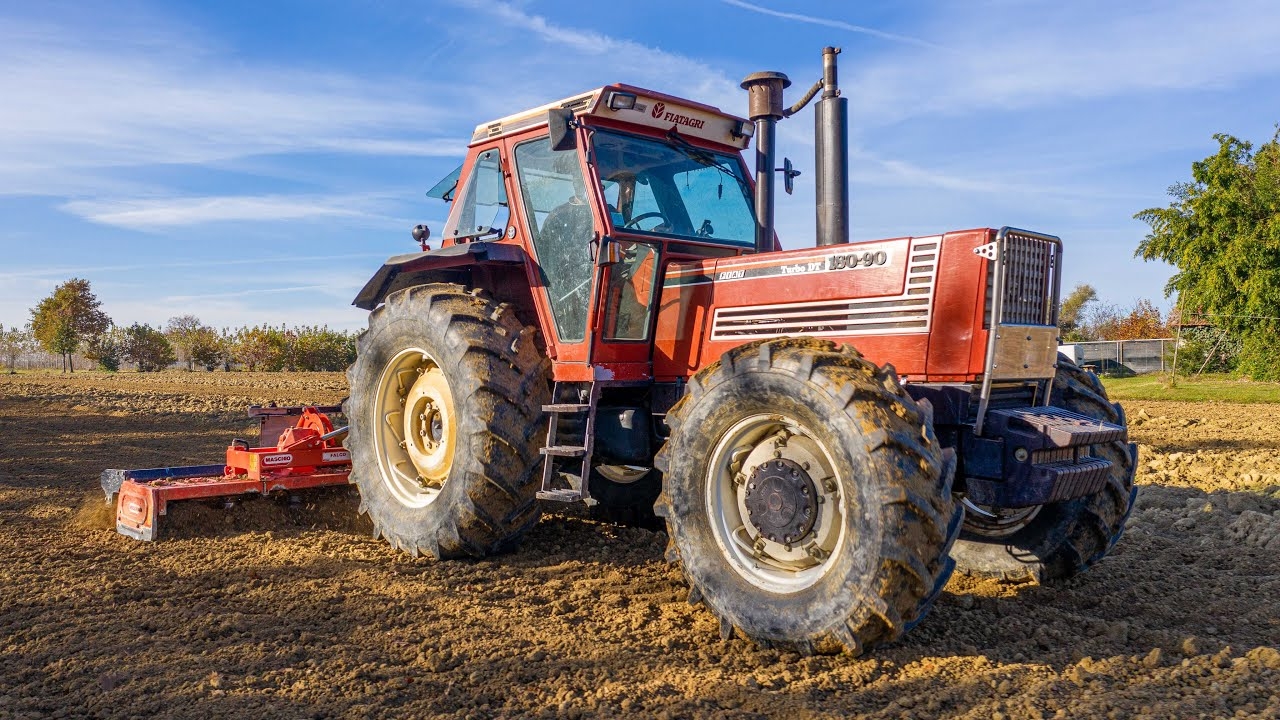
[1002,231,1057,324]
[984,230,1060,327]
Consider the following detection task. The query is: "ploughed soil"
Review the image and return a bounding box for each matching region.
[1,371,1278,719]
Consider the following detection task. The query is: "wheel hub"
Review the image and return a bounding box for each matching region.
[401,365,455,484]
[705,414,846,594]
[743,458,818,544]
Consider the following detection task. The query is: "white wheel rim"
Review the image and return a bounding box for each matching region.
[596,464,650,484]
[960,498,1042,538]
[373,347,457,509]
[705,413,846,594]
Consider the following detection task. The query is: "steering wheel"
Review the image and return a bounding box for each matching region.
[624,211,668,231]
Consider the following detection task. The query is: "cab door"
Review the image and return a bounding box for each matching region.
[507,133,599,378]
[589,238,661,381]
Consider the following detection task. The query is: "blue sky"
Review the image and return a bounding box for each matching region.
[2,0,1278,332]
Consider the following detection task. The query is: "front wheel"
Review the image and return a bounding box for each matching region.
[655,338,961,655]
[949,353,1137,582]
[345,284,550,558]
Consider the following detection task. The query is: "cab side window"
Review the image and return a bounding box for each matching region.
[442,149,509,240]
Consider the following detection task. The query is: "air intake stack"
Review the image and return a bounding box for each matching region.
[740,71,791,254]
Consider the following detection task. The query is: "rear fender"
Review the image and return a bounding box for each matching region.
[352,242,527,310]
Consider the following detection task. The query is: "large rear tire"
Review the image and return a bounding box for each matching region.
[655,338,961,655]
[950,353,1137,582]
[345,284,550,558]
[589,465,663,528]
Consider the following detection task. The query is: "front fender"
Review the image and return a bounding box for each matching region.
[352,242,527,310]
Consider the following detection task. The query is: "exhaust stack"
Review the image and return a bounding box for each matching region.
[740,71,791,254]
[814,47,849,247]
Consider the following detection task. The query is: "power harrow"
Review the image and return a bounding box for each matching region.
[100,405,351,541]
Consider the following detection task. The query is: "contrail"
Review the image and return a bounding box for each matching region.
[721,0,941,50]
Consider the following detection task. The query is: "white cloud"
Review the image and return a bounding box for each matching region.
[0,17,459,197]
[59,194,394,230]
[457,0,745,113]
[848,0,1280,126]
[310,138,466,157]
[0,253,394,282]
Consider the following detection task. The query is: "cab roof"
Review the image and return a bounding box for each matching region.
[470,83,752,151]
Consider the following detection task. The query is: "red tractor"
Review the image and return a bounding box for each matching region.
[345,48,1136,654]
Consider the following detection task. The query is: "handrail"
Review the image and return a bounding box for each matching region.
[973,227,1063,435]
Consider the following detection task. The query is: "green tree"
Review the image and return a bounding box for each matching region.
[165,314,205,371]
[264,326,295,371]
[1059,283,1098,341]
[0,324,36,373]
[218,327,237,371]
[1092,299,1168,341]
[84,327,125,372]
[293,326,356,371]
[1136,129,1280,380]
[122,323,176,372]
[188,326,224,371]
[29,278,111,372]
[233,325,276,372]
[1171,325,1240,375]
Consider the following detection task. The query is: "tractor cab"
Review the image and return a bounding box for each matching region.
[421,85,764,383]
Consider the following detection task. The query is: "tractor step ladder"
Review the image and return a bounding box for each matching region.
[537,383,598,503]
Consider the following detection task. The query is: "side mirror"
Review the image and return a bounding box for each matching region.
[548,108,577,152]
[780,157,801,195]
[596,236,624,267]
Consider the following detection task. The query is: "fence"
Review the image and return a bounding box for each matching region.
[1060,339,1175,375]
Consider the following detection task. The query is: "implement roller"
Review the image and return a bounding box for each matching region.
[101,405,351,541]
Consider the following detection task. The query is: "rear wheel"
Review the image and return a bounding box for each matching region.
[589,464,663,527]
[345,283,550,558]
[950,353,1137,582]
[655,338,961,655]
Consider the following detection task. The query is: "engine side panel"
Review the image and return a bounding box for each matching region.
[926,228,993,380]
[654,230,997,382]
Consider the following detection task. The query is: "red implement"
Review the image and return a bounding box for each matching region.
[103,406,351,541]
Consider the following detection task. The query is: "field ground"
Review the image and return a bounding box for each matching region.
[2,371,1279,719]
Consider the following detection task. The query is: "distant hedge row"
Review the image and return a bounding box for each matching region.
[94,321,359,372]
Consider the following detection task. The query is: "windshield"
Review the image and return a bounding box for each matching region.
[591,130,755,247]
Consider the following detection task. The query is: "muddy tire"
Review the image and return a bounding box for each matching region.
[345,283,550,558]
[950,353,1137,582]
[654,338,961,655]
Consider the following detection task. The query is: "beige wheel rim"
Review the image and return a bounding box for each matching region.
[373,347,457,509]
